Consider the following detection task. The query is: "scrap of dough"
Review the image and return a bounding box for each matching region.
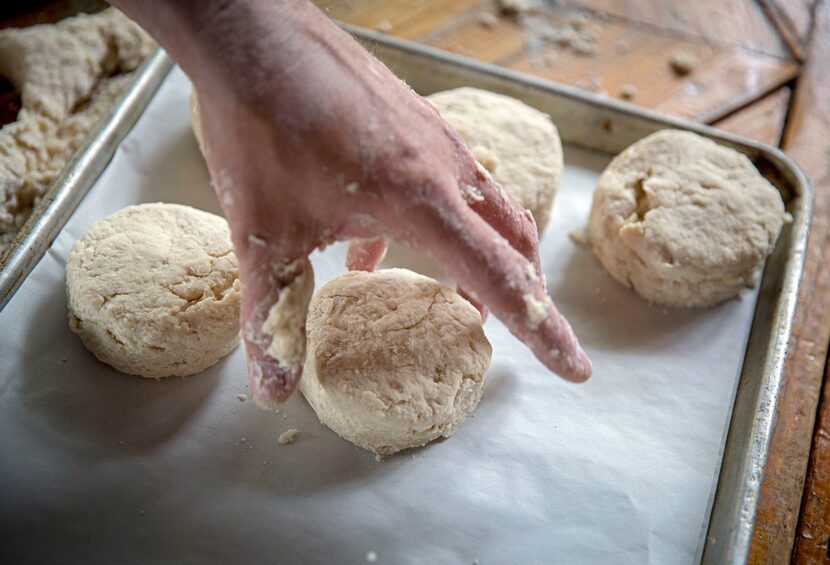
[66,203,241,377]
[428,87,564,233]
[261,259,315,372]
[300,269,492,455]
[0,8,153,121]
[498,0,539,15]
[278,428,300,445]
[0,8,154,254]
[587,129,786,308]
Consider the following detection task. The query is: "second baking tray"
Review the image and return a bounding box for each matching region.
[346,25,811,565]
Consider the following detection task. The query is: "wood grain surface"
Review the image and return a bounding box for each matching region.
[559,0,792,57]
[785,2,830,561]
[714,87,790,146]
[758,0,818,59]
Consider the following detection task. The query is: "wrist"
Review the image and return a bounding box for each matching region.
[108,0,319,92]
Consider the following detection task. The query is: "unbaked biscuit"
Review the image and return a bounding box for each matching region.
[427,87,564,233]
[587,130,786,308]
[66,203,241,377]
[300,269,492,455]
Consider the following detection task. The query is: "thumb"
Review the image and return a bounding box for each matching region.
[239,253,314,409]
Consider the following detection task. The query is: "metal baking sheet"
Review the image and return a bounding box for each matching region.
[0,24,812,563]
[347,27,811,564]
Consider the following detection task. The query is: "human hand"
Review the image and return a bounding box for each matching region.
[119,0,592,408]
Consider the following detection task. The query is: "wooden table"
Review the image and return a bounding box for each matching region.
[2,1,828,562]
[314,1,830,563]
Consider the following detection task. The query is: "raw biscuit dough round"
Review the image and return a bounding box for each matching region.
[66,203,241,377]
[300,268,492,455]
[428,87,564,233]
[587,129,786,308]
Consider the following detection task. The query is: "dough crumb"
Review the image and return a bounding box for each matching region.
[525,262,538,281]
[784,212,793,224]
[669,50,696,76]
[374,454,384,462]
[278,428,299,445]
[240,437,246,443]
[498,0,538,15]
[236,394,247,402]
[568,227,589,245]
[574,76,605,94]
[248,233,267,247]
[571,38,597,56]
[619,84,638,101]
[376,19,392,33]
[523,293,550,327]
[366,551,378,563]
[478,12,500,27]
[345,181,360,194]
[460,183,485,203]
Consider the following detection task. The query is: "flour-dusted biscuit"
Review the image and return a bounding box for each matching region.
[587,130,786,308]
[300,269,492,455]
[66,203,241,377]
[427,87,564,233]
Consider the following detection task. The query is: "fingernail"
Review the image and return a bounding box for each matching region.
[573,347,593,382]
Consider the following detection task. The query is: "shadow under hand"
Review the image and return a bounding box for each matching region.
[379,241,453,285]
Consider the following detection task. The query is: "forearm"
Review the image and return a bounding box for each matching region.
[107,0,329,95]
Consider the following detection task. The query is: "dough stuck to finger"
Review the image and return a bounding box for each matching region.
[300,269,492,455]
[587,130,786,308]
[427,87,564,233]
[66,203,241,377]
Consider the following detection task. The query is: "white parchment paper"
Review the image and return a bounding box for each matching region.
[0,68,758,565]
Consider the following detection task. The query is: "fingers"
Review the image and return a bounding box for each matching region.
[458,159,542,273]
[346,237,388,271]
[408,200,591,382]
[238,250,315,408]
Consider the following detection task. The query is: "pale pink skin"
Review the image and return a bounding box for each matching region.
[111,0,591,407]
